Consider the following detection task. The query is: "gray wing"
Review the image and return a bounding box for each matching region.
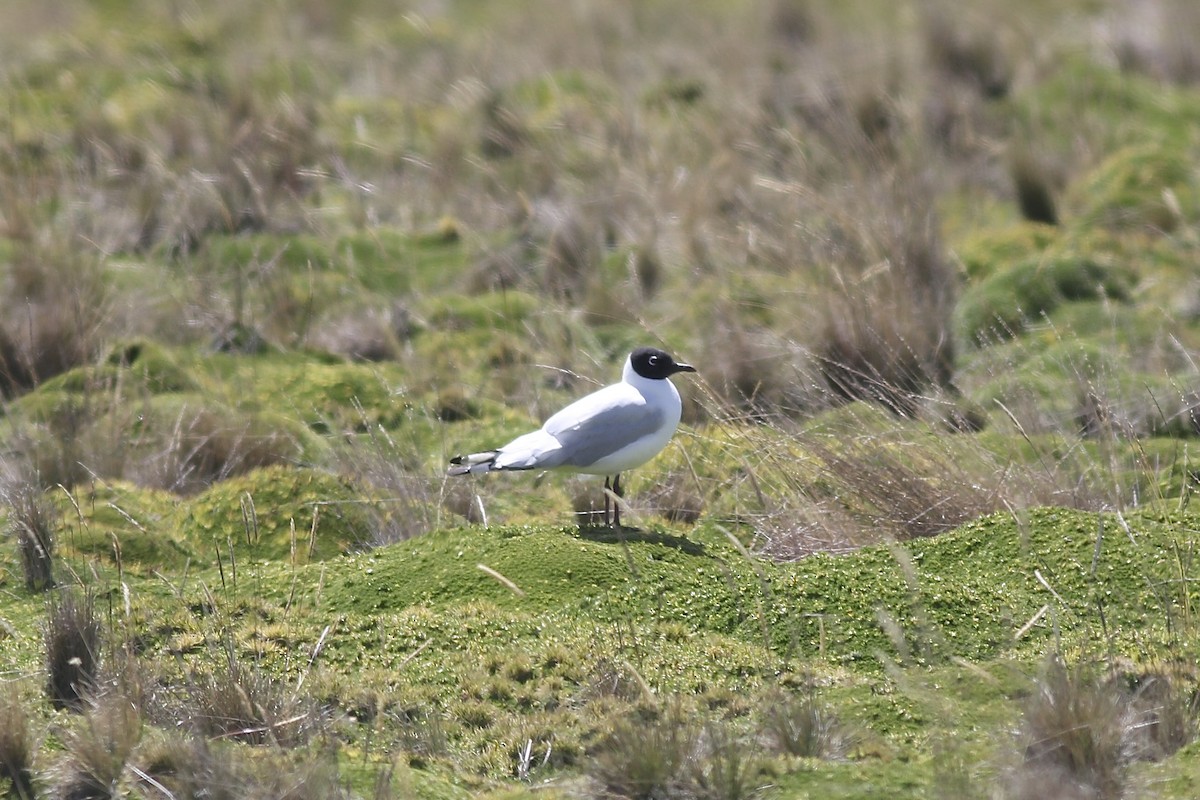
[548,402,665,468]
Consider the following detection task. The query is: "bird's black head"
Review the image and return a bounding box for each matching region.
[629,347,697,380]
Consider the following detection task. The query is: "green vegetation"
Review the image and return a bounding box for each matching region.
[4,0,1200,797]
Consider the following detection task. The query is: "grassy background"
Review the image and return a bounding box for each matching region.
[4,0,1200,797]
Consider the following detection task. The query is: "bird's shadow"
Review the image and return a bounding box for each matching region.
[575,523,706,555]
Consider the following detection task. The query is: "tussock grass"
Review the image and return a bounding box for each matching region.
[4,384,306,494]
[330,409,442,545]
[170,657,326,747]
[740,403,1095,557]
[812,162,958,419]
[1104,0,1200,86]
[1010,146,1061,226]
[44,588,102,712]
[685,719,767,800]
[1,473,57,592]
[586,700,699,800]
[55,695,142,800]
[758,686,855,760]
[144,403,304,495]
[1016,658,1130,799]
[0,245,109,398]
[1003,659,1199,800]
[1124,670,1200,762]
[586,691,844,799]
[0,687,37,800]
[309,304,405,363]
[922,4,1013,99]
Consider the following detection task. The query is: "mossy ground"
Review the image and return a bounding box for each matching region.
[6,489,1200,796]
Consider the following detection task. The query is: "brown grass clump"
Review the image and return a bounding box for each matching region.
[3,388,303,495]
[750,62,962,423]
[479,89,531,160]
[134,735,241,800]
[748,396,1122,558]
[1,476,57,592]
[308,305,404,362]
[145,405,303,495]
[331,420,441,546]
[758,687,855,760]
[637,470,705,525]
[45,588,102,712]
[0,244,109,397]
[1010,146,1061,226]
[750,419,1003,557]
[1123,670,1200,762]
[0,688,37,800]
[766,0,816,47]
[922,4,1013,99]
[54,696,142,800]
[1105,0,1200,86]
[87,78,324,256]
[685,719,766,800]
[815,167,958,420]
[1002,662,1200,799]
[1012,659,1130,800]
[0,327,33,398]
[539,199,603,303]
[160,642,327,747]
[585,701,699,800]
[585,698,772,800]
[817,296,943,420]
[800,436,998,541]
[136,734,366,800]
[696,302,821,421]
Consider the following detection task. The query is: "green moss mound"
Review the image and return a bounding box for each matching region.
[23,340,199,398]
[200,229,470,296]
[1073,145,1200,232]
[419,291,542,337]
[176,465,375,563]
[310,525,725,617]
[956,222,1059,280]
[9,340,199,415]
[102,339,202,394]
[206,355,409,432]
[255,504,1200,669]
[957,254,1134,345]
[56,481,193,572]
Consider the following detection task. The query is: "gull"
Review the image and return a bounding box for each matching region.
[448,347,697,527]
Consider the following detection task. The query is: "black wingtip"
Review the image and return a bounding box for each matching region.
[448,450,499,476]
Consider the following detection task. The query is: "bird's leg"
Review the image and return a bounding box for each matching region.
[603,476,612,527]
[612,473,623,528]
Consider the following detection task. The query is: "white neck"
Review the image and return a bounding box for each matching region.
[622,356,639,384]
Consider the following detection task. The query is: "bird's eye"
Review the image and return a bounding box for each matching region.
[649,355,659,364]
